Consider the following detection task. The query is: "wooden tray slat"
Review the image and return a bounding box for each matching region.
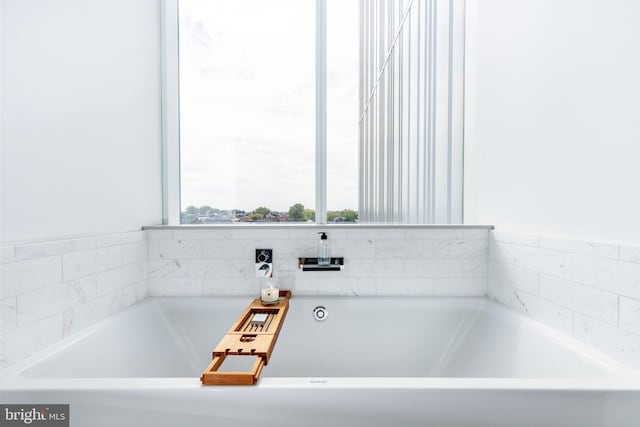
[200,290,291,386]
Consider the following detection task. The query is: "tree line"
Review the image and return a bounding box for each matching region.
[182,204,357,222]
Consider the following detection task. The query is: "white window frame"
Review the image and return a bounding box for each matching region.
[160,0,181,225]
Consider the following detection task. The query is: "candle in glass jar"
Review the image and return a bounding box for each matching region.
[261,284,279,304]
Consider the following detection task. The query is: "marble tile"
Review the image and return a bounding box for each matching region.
[434,240,488,258]
[347,229,406,240]
[434,278,486,296]
[148,258,232,279]
[488,280,529,313]
[316,278,363,296]
[122,241,148,263]
[231,229,290,240]
[489,281,575,335]
[122,283,142,307]
[619,297,640,335]
[491,241,571,279]
[2,314,63,367]
[13,237,97,261]
[96,262,145,295]
[539,237,619,260]
[96,231,144,248]
[331,239,376,258]
[15,240,75,261]
[405,259,463,278]
[145,230,172,240]
[490,231,540,247]
[94,244,126,271]
[462,229,490,240]
[62,250,97,282]
[63,291,124,337]
[574,313,640,370]
[173,229,233,240]
[572,255,640,299]
[462,258,488,278]
[489,260,539,294]
[404,229,463,240]
[374,239,433,258]
[345,258,405,278]
[92,245,124,272]
[148,278,204,296]
[202,239,253,259]
[376,278,433,296]
[147,239,202,259]
[70,237,99,252]
[17,277,97,327]
[539,274,618,325]
[1,256,62,297]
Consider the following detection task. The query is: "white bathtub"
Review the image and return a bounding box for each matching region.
[1,297,639,426]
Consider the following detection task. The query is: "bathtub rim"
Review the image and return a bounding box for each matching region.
[1,296,640,393]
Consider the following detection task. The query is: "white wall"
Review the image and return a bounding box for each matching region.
[0,0,162,244]
[464,0,640,244]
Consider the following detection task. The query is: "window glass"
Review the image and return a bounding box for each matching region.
[179,0,315,223]
[326,0,360,223]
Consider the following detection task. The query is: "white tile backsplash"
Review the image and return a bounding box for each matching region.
[1,256,62,297]
[376,278,433,296]
[1,314,63,367]
[147,239,203,259]
[96,262,145,296]
[539,274,618,325]
[434,239,488,258]
[434,278,486,296]
[573,313,640,370]
[148,278,205,297]
[145,227,490,298]
[539,237,619,260]
[490,241,572,279]
[491,231,540,247]
[489,261,540,294]
[489,229,640,369]
[572,254,640,300]
[0,230,147,368]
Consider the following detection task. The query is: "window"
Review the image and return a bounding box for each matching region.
[163,0,465,225]
[179,0,316,224]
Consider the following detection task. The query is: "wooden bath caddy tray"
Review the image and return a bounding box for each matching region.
[200,290,291,385]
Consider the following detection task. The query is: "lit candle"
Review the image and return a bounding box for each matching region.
[261,283,279,304]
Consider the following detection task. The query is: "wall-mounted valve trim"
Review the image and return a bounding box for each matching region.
[255,249,273,278]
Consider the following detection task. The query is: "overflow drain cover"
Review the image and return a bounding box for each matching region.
[313,306,328,322]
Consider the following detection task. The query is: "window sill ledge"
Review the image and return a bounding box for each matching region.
[142,224,494,230]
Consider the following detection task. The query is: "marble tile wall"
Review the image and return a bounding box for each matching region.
[145,227,490,298]
[0,231,148,368]
[488,230,640,369]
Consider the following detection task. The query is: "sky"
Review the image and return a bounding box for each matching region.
[179,0,359,213]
